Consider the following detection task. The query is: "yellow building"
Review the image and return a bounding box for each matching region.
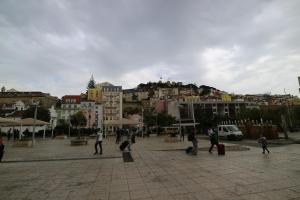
[184,95,201,103]
[87,88,102,103]
[221,94,232,102]
[290,97,300,105]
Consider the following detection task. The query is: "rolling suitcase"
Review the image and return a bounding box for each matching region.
[120,141,129,151]
[217,144,225,155]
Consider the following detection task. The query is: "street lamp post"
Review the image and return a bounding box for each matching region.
[154,113,158,135]
[191,103,196,128]
[141,108,144,138]
[88,109,91,129]
[32,102,38,147]
[177,102,184,136]
[68,117,71,138]
[51,119,54,138]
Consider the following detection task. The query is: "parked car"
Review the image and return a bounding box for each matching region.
[217,125,243,140]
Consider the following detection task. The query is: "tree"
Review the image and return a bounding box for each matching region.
[1,86,5,92]
[22,106,50,122]
[70,111,87,138]
[87,75,96,89]
[143,112,156,127]
[157,112,176,127]
[56,99,62,108]
[123,107,141,116]
[54,119,69,135]
[186,83,198,94]
[194,108,215,133]
[143,111,176,127]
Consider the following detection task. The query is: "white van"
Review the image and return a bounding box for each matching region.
[217,125,243,140]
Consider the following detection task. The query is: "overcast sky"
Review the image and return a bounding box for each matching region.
[0,0,299,98]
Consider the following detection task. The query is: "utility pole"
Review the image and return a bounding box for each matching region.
[32,102,38,147]
[141,107,144,138]
[191,103,196,128]
[155,113,158,135]
[298,76,300,94]
[51,119,53,138]
[284,88,293,129]
[178,102,183,136]
[68,117,71,138]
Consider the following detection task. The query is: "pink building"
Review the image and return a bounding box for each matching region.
[155,100,167,113]
[80,101,96,128]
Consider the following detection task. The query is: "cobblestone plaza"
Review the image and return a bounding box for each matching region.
[0,136,299,200]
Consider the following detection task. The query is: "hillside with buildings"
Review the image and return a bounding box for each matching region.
[1,77,300,136]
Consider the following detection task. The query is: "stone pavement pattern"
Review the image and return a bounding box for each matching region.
[0,136,299,200]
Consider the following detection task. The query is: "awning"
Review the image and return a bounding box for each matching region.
[18,118,50,126]
[103,118,140,126]
[0,117,21,126]
[172,122,200,127]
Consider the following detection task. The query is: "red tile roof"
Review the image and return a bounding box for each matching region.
[62,95,81,104]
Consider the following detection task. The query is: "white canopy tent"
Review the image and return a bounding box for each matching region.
[0,117,50,139]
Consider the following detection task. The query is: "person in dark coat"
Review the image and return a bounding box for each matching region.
[13,129,17,140]
[187,128,198,155]
[116,128,121,144]
[7,128,11,140]
[258,135,270,154]
[209,128,219,153]
[0,134,5,162]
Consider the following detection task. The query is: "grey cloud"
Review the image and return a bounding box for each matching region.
[0,0,299,97]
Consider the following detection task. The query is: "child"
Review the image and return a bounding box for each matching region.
[258,135,270,154]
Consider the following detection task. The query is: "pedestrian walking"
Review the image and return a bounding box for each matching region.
[94,129,103,155]
[207,128,213,136]
[258,135,270,154]
[7,128,11,141]
[127,128,136,151]
[13,129,17,140]
[187,128,198,155]
[120,128,125,142]
[180,127,185,141]
[0,134,5,162]
[209,128,219,153]
[116,128,121,144]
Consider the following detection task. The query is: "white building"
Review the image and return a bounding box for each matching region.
[14,100,27,111]
[96,82,122,134]
[56,95,81,122]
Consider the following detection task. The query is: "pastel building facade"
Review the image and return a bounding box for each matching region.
[57,95,81,122]
[99,84,122,134]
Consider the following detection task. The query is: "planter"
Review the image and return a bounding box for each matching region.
[13,139,34,147]
[71,138,88,146]
[56,135,67,139]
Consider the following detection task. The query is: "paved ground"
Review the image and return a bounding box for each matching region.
[0,135,299,200]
